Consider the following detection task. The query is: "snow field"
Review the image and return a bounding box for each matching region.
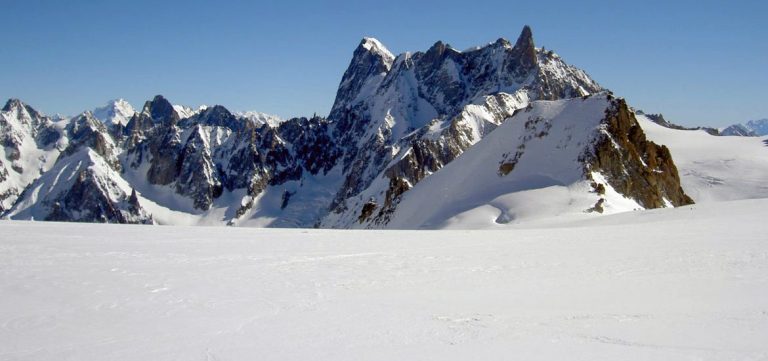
[1,198,767,360]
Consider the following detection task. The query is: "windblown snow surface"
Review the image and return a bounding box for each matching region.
[2,198,768,360]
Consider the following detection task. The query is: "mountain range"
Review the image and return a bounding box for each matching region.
[2,26,765,228]
[721,119,768,137]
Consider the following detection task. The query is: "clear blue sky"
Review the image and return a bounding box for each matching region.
[2,0,766,126]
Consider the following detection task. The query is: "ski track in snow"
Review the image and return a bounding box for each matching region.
[1,199,768,360]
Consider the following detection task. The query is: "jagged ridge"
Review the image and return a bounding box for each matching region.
[1,26,694,227]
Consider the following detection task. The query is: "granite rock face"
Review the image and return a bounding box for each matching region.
[586,98,694,209]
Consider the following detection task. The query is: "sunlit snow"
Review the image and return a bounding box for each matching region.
[1,199,767,360]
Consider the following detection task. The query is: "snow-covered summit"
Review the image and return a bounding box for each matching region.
[92,99,136,126]
[360,37,394,61]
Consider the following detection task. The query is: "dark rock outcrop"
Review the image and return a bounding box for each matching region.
[586,98,694,208]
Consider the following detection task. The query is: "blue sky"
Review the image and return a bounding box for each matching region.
[1,0,766,126]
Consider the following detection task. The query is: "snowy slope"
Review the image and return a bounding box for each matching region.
[638,114,768,202]
[385,95,641,229]
[1,198,767,360]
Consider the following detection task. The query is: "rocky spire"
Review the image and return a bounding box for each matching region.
[128,188,140,210]
[422,40,452,66]
[510,25,538,71]
[514,25,535,50]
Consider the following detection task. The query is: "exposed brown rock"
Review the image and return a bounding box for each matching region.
[358,201,377,224]
[585,99,694,208]
[498,162,516,176]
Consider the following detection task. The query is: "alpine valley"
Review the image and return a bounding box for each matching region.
[2,26,766,228]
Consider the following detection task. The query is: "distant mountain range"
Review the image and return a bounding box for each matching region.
[636,111,768,137]
[2,26,764,228]
[721,119,768,137]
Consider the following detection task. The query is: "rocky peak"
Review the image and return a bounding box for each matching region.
[721,124,756,137]
[359,37,395,67]
[508,25,538,74]
[2,98,25,112]
[426,40,448,56]
[492,37,512,48]
[189,104,243,131]
[70,111,105,131]
[124,95,180,142]
[513,25,535,52]
[128,188,140,208]
[64,112,119,170]
[329,38,396,118]
[1,98,45,124]
[141,95,179,125]
[422,40,459,67]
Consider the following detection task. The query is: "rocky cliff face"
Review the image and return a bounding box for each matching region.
[585,97,694,209]
[1,26,695,227]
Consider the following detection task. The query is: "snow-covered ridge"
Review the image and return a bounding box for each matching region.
[360,37,394,61]
[235,111,284,127]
